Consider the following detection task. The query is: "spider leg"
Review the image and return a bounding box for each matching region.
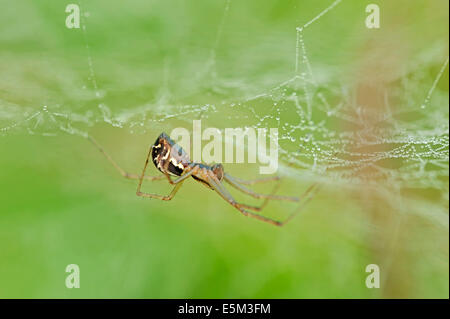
[236,182,282,212]
[206,171,321,226]
[136,153,197,200]
[136,182,185,201]
[224,173,299,202]
[88,135,165,181]
[226,175,280,185]
[203,172,284,226]
[279,183,321,226]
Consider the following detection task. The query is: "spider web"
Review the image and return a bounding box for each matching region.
[0,0,448,224]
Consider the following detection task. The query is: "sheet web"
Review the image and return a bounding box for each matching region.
[0,0,448,210]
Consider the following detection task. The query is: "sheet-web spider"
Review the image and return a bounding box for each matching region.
[88,132,321,226]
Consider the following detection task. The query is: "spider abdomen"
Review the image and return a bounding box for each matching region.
[152,132,190,176]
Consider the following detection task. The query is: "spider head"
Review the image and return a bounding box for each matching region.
[211,163,224,181]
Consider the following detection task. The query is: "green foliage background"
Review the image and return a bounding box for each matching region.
[0,0,448,298]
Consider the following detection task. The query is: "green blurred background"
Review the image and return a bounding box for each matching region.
[0,0,448,298]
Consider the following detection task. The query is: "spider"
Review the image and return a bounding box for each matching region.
[88,132,320,226]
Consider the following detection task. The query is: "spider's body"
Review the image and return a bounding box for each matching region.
[89,132,319,226]
[151,132,190,177]
[151,132,224,188]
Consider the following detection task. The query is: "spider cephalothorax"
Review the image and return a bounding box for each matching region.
[211,163,224,181]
